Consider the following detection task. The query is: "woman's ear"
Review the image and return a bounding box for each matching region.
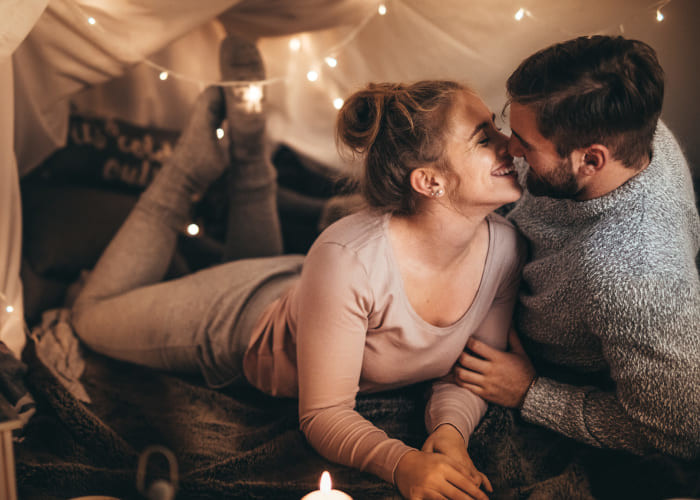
[410,168,445,198]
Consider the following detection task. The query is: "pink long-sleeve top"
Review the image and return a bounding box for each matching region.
[243,210,525,483]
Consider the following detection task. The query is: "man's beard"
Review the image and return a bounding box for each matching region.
[525,156,581,199]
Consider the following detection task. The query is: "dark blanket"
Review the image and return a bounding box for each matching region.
[15,342,700,500]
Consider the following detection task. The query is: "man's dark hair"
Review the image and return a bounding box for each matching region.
[506,35,664,168]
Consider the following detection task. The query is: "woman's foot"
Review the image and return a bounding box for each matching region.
[219,34,283,260]
[219,34,266,166]
[168,85,229,198]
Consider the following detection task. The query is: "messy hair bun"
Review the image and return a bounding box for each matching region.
[336,80,467,215]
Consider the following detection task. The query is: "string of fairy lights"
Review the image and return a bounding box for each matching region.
[71,0,676,112]
[0,0,678,322]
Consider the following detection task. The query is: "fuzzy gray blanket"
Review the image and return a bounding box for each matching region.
[14,340,699,500]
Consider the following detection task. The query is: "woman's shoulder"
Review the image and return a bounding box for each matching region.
[487,212,528,272]
[313,209,387,249]
[488,212,525,250]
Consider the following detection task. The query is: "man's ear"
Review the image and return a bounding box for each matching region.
[577,145,609,176]
[410,167,443,197]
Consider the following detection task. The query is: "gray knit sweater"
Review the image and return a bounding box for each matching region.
[508,121,700,459]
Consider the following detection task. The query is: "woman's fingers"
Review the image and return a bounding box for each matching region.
[441,481,476,500]
[445,467,489,500]
[479,471,493,493]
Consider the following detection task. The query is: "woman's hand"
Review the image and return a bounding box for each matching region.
[395,448,490,500]
[422,425,492,495]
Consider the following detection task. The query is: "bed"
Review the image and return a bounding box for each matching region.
[13,119,700,500]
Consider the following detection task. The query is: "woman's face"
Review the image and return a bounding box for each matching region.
[441,91,522,212]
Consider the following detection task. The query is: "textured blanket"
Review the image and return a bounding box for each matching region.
[14,339,700,500]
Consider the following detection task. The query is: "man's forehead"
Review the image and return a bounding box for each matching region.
[509,103,545,142]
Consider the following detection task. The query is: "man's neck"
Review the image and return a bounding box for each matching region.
[576,156,650,201]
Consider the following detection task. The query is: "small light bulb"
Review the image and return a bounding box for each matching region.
[656,9,664,21]
[325,57,337,68]
[186,224,200,236]
[216,128,224,139]
[289,38,301,51]
[307,70,319,82]
[159,71,168,81]
[87,17,96,25]
[333,98,344,110]
[378,4,387,15]
[241,84,263,112]
[5,305,14,313]
[514,8,525,21]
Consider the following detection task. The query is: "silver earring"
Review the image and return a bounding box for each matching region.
[431,188,444,198]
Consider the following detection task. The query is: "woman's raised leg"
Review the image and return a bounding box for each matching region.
[72,86,231,373]
[220,34,283,261]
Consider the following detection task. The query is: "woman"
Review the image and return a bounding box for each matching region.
[72,80,524,499]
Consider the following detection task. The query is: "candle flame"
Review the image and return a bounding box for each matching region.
[320,471,332,492]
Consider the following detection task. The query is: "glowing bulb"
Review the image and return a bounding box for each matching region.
[87,17,96,25]
[159,71,168,81]
[333,98,344,110]
[320,472,331,493]
[307,70,319,82]
[186,224,200,236]
[378,4,387,15]
[216,128,224,139]
[242,84,263,112]
[5,305,14,313]
[656,9,664,21]
[289,38,301,51]
[514,8,525,21]
[325,57,338,68]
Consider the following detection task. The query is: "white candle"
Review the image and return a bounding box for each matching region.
[301,471,353,499]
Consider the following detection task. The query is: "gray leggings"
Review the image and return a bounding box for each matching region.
[71,137,298,387]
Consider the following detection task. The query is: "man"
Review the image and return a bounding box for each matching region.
[454,35,700,460]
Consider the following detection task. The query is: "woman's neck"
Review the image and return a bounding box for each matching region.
[390,207,488,272]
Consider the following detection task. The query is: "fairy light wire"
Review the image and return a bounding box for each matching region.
[62,0,676,101]
[67,0,388,89]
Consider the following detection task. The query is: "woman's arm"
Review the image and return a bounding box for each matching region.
[296,241,414,483]
[296,241,487,498]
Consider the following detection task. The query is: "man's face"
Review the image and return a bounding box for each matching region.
[507,102,582,199]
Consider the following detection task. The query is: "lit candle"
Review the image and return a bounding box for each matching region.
[301,471,352,499]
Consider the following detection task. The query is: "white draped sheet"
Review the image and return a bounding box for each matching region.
[2,0,697,358]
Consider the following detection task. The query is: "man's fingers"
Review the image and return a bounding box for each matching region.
[507,327,526,354]
[466,337,500,360]
[453,367,486,388]
[458,352,490,373]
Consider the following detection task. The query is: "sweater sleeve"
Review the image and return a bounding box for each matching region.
[521,274,700,458]
[296,242,414,484]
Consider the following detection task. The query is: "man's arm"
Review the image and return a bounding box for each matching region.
[521,276,700,458]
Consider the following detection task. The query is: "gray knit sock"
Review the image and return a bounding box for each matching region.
[219,35,283,260]
[139,86,228,229]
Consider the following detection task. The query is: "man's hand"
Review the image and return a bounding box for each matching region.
[422,425,492,495]
[453,328,536,408]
